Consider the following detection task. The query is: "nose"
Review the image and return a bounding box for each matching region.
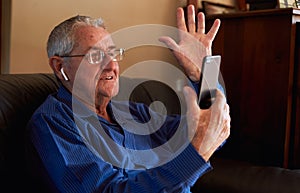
[101,57,119,70]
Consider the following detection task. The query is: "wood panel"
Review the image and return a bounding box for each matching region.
[206,8,300,168]
[290,23,300,168]
[0,0,2,73]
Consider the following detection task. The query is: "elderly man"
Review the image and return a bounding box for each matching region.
[27,4,230,193]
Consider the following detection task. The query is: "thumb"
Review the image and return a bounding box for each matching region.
[183,86,199,116]
[158,36,179,51]
[183,86,198,108]
[183,86,200,141]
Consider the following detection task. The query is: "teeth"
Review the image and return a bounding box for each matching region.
[105,76,113,80]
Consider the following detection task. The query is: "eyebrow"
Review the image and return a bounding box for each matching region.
[107,45,117,50]
[88,45,117,52]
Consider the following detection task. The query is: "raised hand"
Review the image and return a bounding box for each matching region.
[159,5,220,82]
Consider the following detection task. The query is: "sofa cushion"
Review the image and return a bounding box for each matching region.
[192,157,300,193]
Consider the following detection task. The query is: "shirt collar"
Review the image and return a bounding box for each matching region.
[56,85,129,122]
[56,85,97,118]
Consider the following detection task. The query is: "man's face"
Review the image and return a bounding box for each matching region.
[64,25,120,106]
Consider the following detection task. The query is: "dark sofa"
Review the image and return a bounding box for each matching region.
[1,73,300,193]
[0,74,59,192]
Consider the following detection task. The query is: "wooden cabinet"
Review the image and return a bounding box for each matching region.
[0,0,2,73]
[206,8,300,168]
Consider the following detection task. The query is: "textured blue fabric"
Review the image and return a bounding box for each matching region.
[27,86,212,193]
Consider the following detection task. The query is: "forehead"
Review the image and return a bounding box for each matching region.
[74,25,113,49]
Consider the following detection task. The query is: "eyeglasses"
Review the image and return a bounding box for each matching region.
[59,48,125,64]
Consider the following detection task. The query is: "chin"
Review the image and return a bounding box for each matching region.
[111,87,119,98]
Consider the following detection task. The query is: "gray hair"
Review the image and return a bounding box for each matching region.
[47,15,105,58]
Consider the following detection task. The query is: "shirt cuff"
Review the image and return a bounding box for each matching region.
[164,144,212,186]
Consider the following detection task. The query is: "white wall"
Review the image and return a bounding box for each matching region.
[9,0,236,74]
[9,0,184,73]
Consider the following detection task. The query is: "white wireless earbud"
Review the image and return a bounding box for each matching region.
[60,68,69,81]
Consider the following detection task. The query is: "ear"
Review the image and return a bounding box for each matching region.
[49,56,65,81]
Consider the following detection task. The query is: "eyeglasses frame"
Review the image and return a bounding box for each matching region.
[58,48,125,64]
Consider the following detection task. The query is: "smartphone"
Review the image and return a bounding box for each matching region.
[198,55,221,109]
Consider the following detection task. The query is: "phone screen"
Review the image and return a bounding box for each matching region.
[198,55,221,109]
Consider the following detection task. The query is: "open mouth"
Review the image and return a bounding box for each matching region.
[100,75,114,81]
[104,76,113,80]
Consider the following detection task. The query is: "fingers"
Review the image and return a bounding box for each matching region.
[206,19,221,41]
[222,103,231,140]
[212,89,226,108]
[218,94,231,139]
[187,5,196,33]
[214,90,230,125]
[224,103,231,127]
[177,7,187,33]
[177,5,220,43]
[197,12,205,34]
[178,5,200,34]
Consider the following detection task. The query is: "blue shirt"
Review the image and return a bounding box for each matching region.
[27,85,213,193]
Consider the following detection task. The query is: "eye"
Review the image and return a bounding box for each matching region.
[107,51,115,57]
[88,50,104,64]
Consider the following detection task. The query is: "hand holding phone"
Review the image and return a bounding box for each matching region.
[198,55,221,109]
